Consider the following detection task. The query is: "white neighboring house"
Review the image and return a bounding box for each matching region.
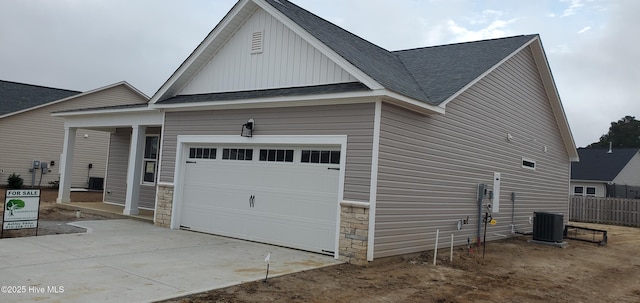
[571,148,640,198]
[0,80,148,190]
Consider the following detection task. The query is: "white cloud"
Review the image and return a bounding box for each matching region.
[447,18,517,42]
[561,0,585,17]
[577,26,591,34]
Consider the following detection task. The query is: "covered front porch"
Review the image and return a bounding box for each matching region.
[53,105,163,219]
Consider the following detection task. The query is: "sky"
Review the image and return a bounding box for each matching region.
[0,0,638,147]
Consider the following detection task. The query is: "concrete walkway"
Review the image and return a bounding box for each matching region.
[0,220,340,303]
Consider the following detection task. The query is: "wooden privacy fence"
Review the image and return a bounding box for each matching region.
[570,196,640,227]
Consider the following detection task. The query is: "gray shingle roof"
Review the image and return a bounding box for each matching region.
[263,0,429,103]
[263,0,536,105]
[571,148,640,181]
[158,82,369,104]
[0,80,80,116]
[393,35,537,104]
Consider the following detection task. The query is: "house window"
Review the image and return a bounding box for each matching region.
[189,148,217,159]
[222,148,253,161]
[586,187,596,196]
[143,135,159,183]
[301,150,340,164]
[522,158,536,170]
[574,186,584,195]
[259,149,294,162]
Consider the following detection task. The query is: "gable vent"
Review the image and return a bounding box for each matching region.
[251,31,263,54]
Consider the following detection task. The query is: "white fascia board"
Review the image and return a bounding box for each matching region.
[1,81,148,120]
[571,179,608,183]
[150,90,380,112]
[529,37,579,162]
[149,0,251,104]
[254,0,383,91]
[52,106,152,117]
[151,88,444,116]
[61,110,163,129]
[379,90,445,115]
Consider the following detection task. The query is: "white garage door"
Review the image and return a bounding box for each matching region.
[179,145,341,254]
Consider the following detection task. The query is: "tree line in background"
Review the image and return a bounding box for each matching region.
[586,116,640,148]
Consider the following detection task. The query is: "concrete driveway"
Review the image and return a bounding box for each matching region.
[0,220,340,303]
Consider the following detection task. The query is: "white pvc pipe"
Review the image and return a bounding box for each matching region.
[450,234,454,262]
[433,229,440,265]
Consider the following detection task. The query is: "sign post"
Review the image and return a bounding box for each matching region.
[2,189,41,238]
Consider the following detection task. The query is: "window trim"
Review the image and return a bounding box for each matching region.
[574,186,584,195]
[586,186,596,196]
[142,135,159,185]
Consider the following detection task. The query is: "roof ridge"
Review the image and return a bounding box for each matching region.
[392,34,536,54]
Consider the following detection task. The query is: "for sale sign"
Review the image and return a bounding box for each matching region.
[3,189,40,230]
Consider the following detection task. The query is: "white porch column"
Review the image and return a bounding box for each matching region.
[57,127,77,203]
[124,125,146,215]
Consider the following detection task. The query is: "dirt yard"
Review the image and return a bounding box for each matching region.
[0,188,116,237]
[158,222,640,303]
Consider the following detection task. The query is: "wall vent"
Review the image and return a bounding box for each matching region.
[532,212,564,242]
[251,31,263,54]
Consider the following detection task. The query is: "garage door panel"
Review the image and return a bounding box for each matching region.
[180,145,340,254]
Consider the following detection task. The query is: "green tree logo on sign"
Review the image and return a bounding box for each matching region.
[6,199,25,216]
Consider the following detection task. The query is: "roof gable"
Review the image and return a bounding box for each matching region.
[0,80,80,117]
[177,5,359,95]
[571,148,640,181]
[394,35,537,105]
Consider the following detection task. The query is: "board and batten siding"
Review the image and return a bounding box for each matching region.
[160,103,375,202]
[0,84,147,188]
[179,7,357,95]
[374,46,571,258]
[104,127,160,209]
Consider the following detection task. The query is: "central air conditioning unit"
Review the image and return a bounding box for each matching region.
[88,177,104,190]
[532,212,564,243]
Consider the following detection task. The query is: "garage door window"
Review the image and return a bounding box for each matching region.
[259,149,294,162]
[301,150,340,164]
[189,148,217,159]
[222,148,253,160]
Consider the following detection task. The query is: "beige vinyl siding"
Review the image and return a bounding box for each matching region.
[104,128,129,204]
[374,46,571,258]
[71,130,110,188]
[104,127,160,209]
[0,84,147,188]
[160,103,375,201]
[179,7,357,95]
